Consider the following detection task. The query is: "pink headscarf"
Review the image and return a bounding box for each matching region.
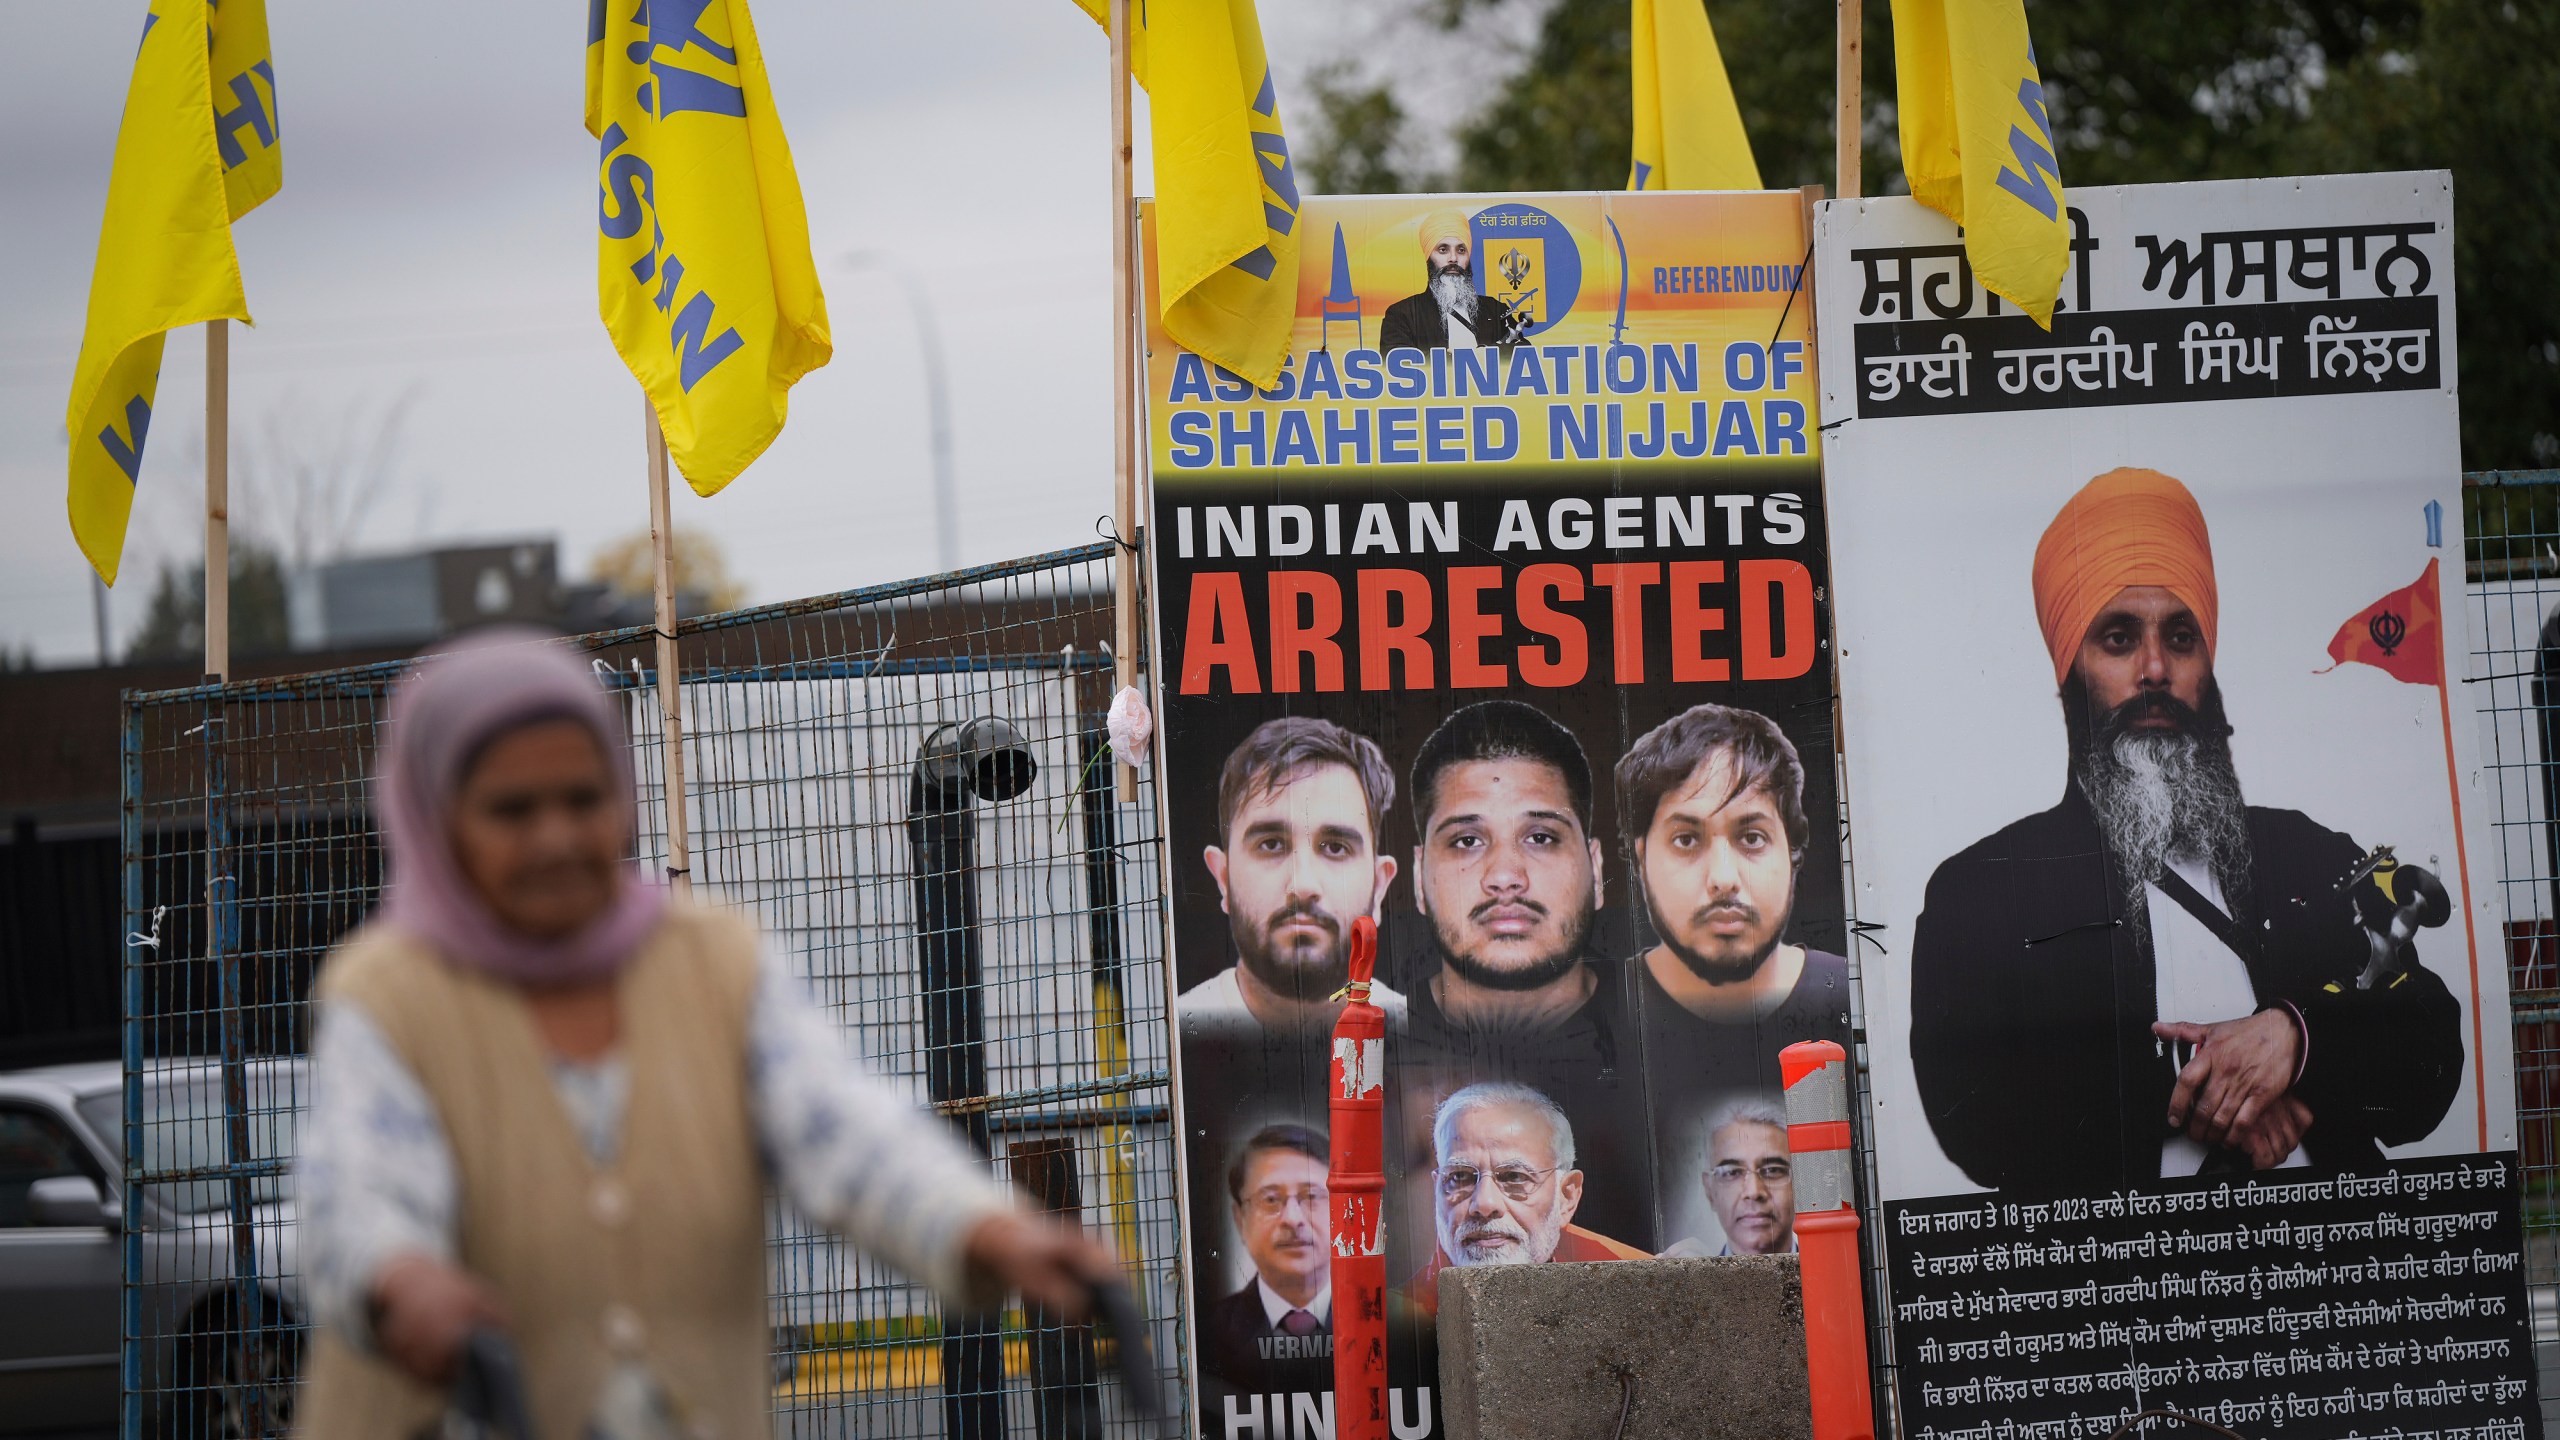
[373,628,664,984]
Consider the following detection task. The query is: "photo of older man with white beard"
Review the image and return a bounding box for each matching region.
[1377,208,1527,353]
[1908,468,2464,1193]
[1398,1082,1647,1316]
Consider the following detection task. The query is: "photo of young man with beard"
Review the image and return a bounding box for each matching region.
[1394,699,1653,1246]
[1909,468,2464,1192]
[1616,703,1854,1131]
[1181,716,1409,1036]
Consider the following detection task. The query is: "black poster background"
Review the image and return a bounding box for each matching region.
[1884,1156,2537,1440]
[1153,464,1846,1439]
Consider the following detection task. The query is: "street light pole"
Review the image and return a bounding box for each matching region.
[843,251,960,573]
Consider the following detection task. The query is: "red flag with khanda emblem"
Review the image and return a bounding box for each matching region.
[2317,552,2489,1152]
[2321,558,2444,686]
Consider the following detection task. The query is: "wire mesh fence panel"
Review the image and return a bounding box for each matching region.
[2462,471,2560,1433]
[120,542,1186,1440]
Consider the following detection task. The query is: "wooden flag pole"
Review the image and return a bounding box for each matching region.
[204,319,231,681]
[1109,0,1139,804]
[1837,0,1863,199]
[645,402,693,893]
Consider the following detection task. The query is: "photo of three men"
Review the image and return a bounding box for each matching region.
[1172,689,1850,1392]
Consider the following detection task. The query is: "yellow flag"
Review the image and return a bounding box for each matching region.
[1629,0,1761,191]
[1893,0,2069,326]
[65,0,281,586]
[1072,0,1301,389]
[586,0,830,496]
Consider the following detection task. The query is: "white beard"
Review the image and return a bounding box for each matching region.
[2079,729,2251,932]
[1430,271,1477,321]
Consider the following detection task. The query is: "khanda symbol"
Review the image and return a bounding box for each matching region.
[1498,247,1535,292]
[2369,608,2408,656]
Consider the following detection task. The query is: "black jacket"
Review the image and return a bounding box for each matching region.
[1909,782,2463,1193]
[1378,291,1518,352]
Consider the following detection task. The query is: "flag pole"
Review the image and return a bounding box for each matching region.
[1836,0,1863,199]
[1109,0,1140,804]
[204,319,230,681]
[2434,646,2489,1150]
[645,401,693,894]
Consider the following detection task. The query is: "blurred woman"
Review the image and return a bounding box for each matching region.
[296,631,1116,1439]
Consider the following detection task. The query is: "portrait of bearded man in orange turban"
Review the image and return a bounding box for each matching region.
[1378,207,1528,354]
[1907,468,2463,1192]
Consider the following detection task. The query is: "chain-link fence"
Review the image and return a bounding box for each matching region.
[117,540,1183,1440]
[2461,469,2560,1433]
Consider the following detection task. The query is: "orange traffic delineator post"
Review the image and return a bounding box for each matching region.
[1329,916,1389,1440]
[1782,1038,1875,1440]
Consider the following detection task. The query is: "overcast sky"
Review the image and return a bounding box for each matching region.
[0,0,1549,665]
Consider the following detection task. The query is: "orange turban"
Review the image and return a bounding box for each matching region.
[1418,208,1471,252]
[2030,468,2218,686]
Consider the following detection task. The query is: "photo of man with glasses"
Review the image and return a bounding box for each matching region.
[1204,1124,1336,1388]
[1662,1100,1798,1257]
[1399,1082,1647,1315]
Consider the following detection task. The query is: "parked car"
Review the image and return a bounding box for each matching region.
[0,1058,305,1438]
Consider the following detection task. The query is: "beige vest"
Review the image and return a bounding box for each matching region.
[298,902,770,1440]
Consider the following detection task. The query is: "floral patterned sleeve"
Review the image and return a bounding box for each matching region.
[295,997,457,1351]
[747,945,1016,1303]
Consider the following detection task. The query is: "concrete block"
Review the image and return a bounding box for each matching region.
[1437,1256,1811,1440]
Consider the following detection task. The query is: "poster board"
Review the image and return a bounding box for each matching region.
[1816,172,2535,1440]
[1142,189,1844,1439]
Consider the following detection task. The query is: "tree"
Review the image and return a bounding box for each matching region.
[586,529,748,613]
[128,540,292,664]
[234,389,421,571]
[1303,60,1443,195]
[1291,0,2559,467]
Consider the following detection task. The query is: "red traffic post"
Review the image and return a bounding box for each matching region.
[1330,916,1389,1440]
[1782,1039,1874,1440]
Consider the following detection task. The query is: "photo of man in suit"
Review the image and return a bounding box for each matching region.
[1202,1124,1334,1390]
[1379,208,1526,353]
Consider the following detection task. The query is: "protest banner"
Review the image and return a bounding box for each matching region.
[1816,171,2537,1440]
[1144,189,1843,1438]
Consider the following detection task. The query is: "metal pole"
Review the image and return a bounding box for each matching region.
[1010,1139,1102,1440]
[843,254,960,573]
[644,403,692,892]
[94,572,113,667]
[206,689,265,1435]
[118,699,144,1440]
[1109,0,1140,804]
[205,320,230,680]
[907,756,1003,1440]
[1077,725,1142,1266]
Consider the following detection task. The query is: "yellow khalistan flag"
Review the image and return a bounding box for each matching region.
[586,0,829,495]
[66,0,281,585]
[1893,0,2069,326]
[1072,0,1301,389]
[1629,0,1761,190]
